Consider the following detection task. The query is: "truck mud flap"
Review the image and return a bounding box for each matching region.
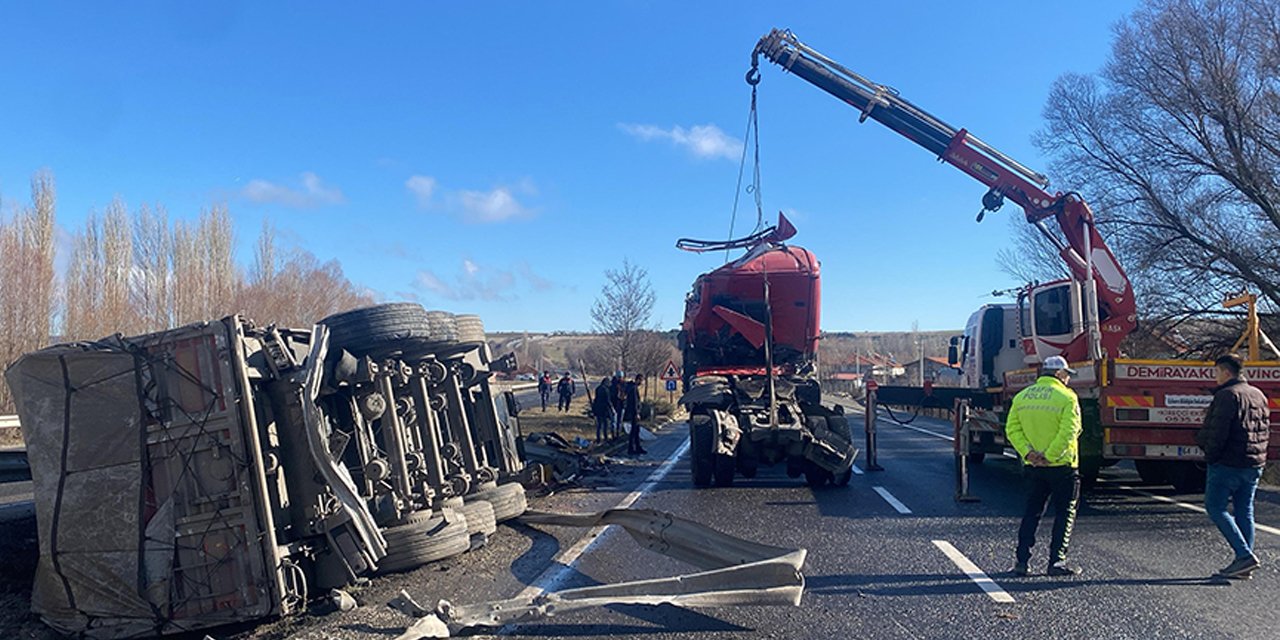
[389,507,806,638]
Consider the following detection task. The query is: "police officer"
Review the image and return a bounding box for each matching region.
[1006,355,1083,577]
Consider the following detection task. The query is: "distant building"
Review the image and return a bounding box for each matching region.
[900,356,964,387]
[821,352,904,394]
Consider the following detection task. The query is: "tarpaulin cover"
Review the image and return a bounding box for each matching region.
[6,343,161,638]
[5,323,280,638]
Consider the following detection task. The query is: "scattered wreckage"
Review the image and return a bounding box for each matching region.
[389,507,807,639]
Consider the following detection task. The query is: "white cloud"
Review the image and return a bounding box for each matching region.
[453,186,532,223]
[618,123,742,161]
[405,175,536,223]
[413,259,556,301]
[405,175,437,208]
[242,171,345,208]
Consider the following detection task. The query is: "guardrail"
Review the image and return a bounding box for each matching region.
[491,382,539,393]
[0,415,18,430]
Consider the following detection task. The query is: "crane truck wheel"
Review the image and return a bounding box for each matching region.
[834,469,853,486]
[1134,459,1169,485]
[712,453,736,487]
[690,415,714,487]
[1167,461,1206,494]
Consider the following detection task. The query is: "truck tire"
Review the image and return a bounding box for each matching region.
[424,311,460,343]
[1079,457,1103,492]
[834,469,853,486]
[469,482,528,522]
[690,416,714,487]
[1135,459,1169,486]
[713,453,735,487]
[377,508,471,574]
[825,415,853,442]
[460,499,497,550]
[320,303,442,358]
[455,314,486,344]
[1168,462,1206,494]
[804,466,833,488]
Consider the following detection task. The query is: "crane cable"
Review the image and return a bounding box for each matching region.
[726,76,766,261]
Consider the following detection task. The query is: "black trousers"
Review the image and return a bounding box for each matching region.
[627,415,642,452]
[1017,465,1080,565]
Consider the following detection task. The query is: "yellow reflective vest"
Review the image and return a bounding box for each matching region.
[1005,376,1081,468]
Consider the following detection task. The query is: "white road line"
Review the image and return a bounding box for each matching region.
[1118,485,1280,537]
[932,540,1015,603]
[851,464,864,475]
[514,436,692,599]
[873,486,912,514]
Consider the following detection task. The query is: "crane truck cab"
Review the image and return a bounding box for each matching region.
[953,279,1090,389]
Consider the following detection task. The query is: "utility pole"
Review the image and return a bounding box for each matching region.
[918,337,924,386]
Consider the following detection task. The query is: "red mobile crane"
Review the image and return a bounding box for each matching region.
[750,29,1280,490]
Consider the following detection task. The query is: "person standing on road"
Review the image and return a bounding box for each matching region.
[1005,355,1083,577]
[625,374,646,455]
[538,371,552,412]
[610,374,625,438]
[556,372,575,412]
[1196,354,1270,579]
[593,377,614,443]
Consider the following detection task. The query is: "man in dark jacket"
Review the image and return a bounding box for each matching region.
[1195,354,1271,579]
[537,371,552,412]
[593,377,614,442]
[625,374,646,455]
[556,372,575,411]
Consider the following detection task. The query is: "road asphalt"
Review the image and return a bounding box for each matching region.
[5,405,1278,639]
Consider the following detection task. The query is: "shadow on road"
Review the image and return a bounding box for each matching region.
[508,602,751,637]
[808,571,1230,598]
[508,522,563,587]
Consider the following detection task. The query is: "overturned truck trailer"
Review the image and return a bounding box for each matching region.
[5,318,386,637]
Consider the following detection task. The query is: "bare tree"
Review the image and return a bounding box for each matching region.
[0,172,56,411]
[132,203,172,332]
[589,259,656,373]
[995,214,1068,284]
[1037,0,1280,353]
[63,200,133,339]
[235,219,373,326]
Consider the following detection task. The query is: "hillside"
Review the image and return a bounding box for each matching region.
[488,329,961,375]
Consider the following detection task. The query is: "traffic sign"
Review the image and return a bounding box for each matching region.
[661,360,680,381]
[665,379,678,392]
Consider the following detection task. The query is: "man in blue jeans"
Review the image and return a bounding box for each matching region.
[1195,354,1271,579]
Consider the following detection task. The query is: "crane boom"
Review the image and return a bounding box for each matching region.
[750,29,1137,361]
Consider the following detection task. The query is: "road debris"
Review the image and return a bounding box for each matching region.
[388,506,807,638]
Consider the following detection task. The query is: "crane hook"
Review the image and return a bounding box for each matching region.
[746,66,761,86]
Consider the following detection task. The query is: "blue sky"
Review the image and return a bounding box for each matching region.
[0,1,1138,333]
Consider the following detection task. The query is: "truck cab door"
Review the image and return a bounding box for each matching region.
[1023,280,1082,362]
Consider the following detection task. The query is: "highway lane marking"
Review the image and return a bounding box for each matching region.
[514,436,692,599]
[873,486,912,514]
[931,540,1015,603]
[1117,485,1280,537]
[851,464,864,475]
